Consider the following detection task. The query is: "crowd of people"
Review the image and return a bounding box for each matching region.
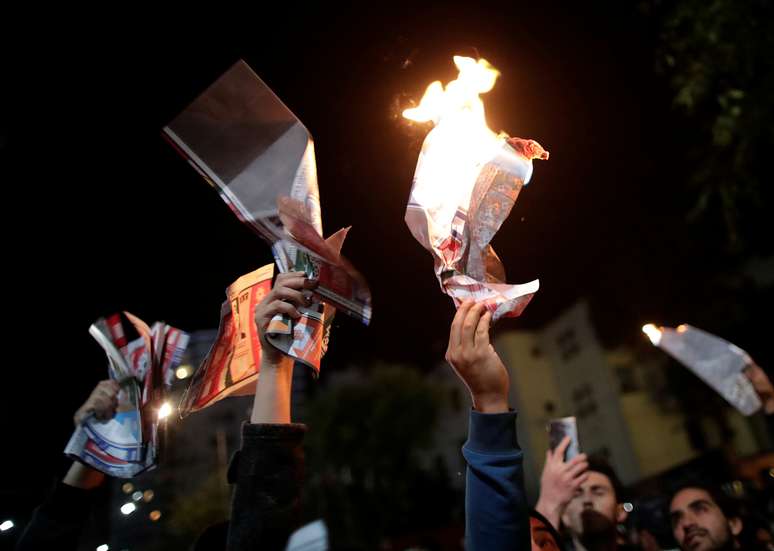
[15,273,774,550]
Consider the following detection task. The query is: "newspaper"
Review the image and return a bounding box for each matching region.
[405,123,548,320]
[180,265,273,414]
[652,324,761,415]
[180,263,336,416]
[162,59,372,331]
[65,313,189,477]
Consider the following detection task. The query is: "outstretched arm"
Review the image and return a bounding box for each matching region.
[227,272,316,551]
[446,301,530,551]
[17,379,119,551]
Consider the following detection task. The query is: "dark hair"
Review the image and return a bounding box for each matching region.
[738,511,773,551]
[667,481,739,521]
[191,521,228,551]
[586,456,626,503]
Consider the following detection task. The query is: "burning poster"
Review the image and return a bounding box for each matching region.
[404,56,548,320]
[642,323,767,415]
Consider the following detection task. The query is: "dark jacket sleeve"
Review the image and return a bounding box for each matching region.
[16,481,95,551]
[226,421,307,551]
[461,410,529,551]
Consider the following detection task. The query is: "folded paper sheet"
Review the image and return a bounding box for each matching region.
[180,265,271,414]
[163,60,371,329]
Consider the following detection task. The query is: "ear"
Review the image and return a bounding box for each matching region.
[616,503,629,524]
[729,516,743,537]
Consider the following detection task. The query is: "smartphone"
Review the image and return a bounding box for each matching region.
[547,416,580,460]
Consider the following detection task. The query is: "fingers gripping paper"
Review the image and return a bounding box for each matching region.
[179,265,273,415]
[65,314,189,477]
[179,264,336,416]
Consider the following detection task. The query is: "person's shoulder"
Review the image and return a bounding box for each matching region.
[529,509,566,551]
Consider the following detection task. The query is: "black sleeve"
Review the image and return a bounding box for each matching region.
[226,422,307,551]
[16,481,95,551]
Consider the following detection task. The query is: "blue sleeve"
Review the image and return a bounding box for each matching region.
[462,410,529,551]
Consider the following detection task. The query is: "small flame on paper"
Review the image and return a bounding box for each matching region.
[642,324,662,346]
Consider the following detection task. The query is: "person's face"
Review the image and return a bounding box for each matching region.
[669,488,741,551]
[561,471,624,537]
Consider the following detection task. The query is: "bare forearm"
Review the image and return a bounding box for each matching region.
[535,497,563,531]
[251,355,294,424]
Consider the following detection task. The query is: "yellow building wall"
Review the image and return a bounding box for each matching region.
[620,392,696,478]
[495,332,563,500]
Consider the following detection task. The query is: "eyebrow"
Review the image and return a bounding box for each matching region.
[670,499,715,522]
[688,499,714,510]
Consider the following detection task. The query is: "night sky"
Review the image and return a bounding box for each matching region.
[3,2,767,506]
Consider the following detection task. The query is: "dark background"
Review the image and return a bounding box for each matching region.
[1,0,772,536]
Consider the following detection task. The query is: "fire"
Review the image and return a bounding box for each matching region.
[403,56,500,125]
[642,324,662,346]
[402,57,501,155]
[402,57,509,207]
[402,55,549,319]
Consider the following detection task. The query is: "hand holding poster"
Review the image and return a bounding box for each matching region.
[65,313,189,477]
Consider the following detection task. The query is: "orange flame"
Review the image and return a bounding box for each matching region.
[403,57,500,125]
[642,324,662,346]
[402,57,506,193]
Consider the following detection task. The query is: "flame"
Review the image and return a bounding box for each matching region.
[642,324,662,346]
[676,324,688,333]
[402,57,506,201]
[403,56,500,125]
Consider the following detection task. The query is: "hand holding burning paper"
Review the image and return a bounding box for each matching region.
[404,57,548,319]
[642,323,772,415]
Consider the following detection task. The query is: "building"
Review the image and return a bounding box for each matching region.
[424,300,767,502]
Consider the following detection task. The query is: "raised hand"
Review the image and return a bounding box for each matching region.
[535,437,589,529]
[73,379,120,426]
[445,301,509,413]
